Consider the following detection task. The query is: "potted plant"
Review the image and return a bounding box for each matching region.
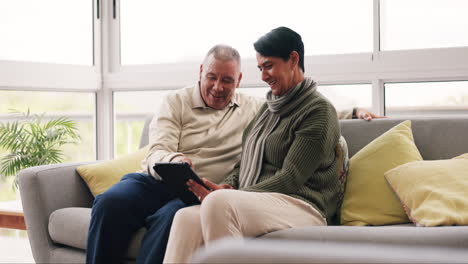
[0,110,80,188]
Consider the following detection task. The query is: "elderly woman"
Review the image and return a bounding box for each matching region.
[163,27,346,263]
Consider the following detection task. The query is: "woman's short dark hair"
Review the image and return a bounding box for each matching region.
[254,27,305,72]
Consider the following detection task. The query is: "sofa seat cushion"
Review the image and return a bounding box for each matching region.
[48,207,146,259]
[262,225,468,248]
[192,238,468,264]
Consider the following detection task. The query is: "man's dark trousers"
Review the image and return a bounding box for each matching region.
[86,172,187,264]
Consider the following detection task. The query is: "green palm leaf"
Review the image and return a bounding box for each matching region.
[0,109,81,188]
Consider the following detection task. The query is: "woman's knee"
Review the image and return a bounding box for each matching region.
[200,190,240,220]
[172,206,201,228]
[202,189,240,208]
[199,190,245,240]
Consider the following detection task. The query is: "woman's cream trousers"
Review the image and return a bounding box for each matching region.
[163,189,326,263]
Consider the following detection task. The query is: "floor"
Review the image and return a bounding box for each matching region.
[0,228,34,263]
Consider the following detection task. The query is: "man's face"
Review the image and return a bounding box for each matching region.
[256,52,295,96]
[199,55,242,110]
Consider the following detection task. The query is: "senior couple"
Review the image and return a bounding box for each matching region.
[87,27,380,264]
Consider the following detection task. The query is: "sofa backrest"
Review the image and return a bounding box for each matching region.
[341,117,468,159]
[140,116,468,160]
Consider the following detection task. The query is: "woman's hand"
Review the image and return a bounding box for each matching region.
[187,178,233,202]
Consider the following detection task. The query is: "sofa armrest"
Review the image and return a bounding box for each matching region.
[18,162,95,263]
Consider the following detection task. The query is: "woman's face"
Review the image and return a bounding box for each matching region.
[256,52,295,96]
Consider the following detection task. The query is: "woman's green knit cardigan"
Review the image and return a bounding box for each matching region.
[222,89,341,224]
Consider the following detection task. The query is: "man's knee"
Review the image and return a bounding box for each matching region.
[159,199,186,216]
[147,199,186,226]
[93,192,125,211]
[93,190,132,216]
[120,172,148,182]
[93,172,150,211]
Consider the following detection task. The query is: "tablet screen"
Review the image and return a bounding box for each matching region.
[153,162,209,205]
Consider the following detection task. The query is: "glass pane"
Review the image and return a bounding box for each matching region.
[121,0,372,65]
[237,87,269,100]
[380,0,468,50]
[0,0,93,65]
[385,81,468,117]
[114,90,172,157]
[318,84,372,111]
[238,85,372,112]
[0,91,96,162]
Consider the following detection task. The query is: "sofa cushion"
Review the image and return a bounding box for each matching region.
[48,207,146,259]
[341,120,423,226]
[77,146,150,196]
[385,153,468,227]
[262,225,468,248]
[192,237,468,264]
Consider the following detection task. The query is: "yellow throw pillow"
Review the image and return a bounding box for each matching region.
[385,153,468,227]
[77,146,150,197]
[340,120,423,226]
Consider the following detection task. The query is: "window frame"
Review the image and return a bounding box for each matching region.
[1,0,468,160]
[0,0,102,157]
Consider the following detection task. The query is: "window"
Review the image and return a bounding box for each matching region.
[380,0,468,50]
[318,84,372,111]
[114,90,171,156]
[120,0,372,65]
[385,81,468,117]
[237,87,269,100]
[0,0,466,166]
[0,91,96,162]
[0,0,94,65]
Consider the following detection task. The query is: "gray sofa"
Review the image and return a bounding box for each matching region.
[19,117,468,263]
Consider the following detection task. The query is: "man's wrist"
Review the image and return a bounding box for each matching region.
[166,153,184,162]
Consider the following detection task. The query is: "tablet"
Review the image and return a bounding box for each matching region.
[153,162,210,205]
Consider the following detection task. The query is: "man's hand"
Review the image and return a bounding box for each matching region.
[171,155,194,168]
[187,178,233,202]
[355,108,386,121]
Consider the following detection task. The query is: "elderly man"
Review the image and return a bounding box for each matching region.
[86,45,262,264]
[87,44,380,264]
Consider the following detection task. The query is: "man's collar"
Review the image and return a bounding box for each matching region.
[191,83,207,108]
[191,83,240,109]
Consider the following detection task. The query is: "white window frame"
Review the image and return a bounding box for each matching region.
[103,1,468,94]
[0,0,102,157]
[101,0,468,157]
[2,0,468,160]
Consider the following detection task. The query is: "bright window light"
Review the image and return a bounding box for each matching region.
[318,84,372,110]
[380,0,468,50]
[114,90,172,156]
[237,87,269,100]
[0,0,93,65]
[0,91,96,162]
[237,85,373,113]
[385,81,468,117]
[120,0,373,65]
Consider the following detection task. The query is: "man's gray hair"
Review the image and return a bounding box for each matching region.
[204,44,241,68]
